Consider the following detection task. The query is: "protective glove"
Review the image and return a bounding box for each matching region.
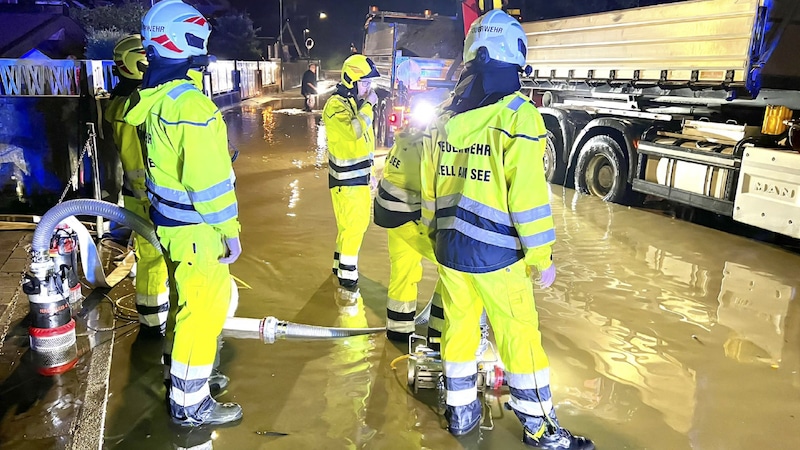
[365,90,378,107]
[219,237,242,264]
[535,263,556,288]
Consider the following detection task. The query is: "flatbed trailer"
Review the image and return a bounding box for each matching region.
[521,0,800,239]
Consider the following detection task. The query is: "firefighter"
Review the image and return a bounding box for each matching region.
[374,128,492,354]
[106,34,169,337]
[420,10,594,449]
[125,0,242,427]
[322,54,379,291]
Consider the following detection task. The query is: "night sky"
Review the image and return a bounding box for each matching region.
[226,0,683,68]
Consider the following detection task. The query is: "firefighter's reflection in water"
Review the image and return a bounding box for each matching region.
[321,286,376,445]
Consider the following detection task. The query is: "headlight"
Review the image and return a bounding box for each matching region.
[410,100,436,126]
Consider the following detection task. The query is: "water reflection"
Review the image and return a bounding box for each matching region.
[545,188,800,448]
[262,106,275,144]
[323,288,376,448]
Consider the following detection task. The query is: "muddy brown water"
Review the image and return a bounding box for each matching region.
[103,99,800,449]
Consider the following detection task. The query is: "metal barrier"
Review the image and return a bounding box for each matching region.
[0,58,282,100]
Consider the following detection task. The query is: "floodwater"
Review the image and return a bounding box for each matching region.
[103,98,800,450]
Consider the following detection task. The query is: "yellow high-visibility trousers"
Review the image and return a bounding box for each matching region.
[330,185,371,288]
[158,223,231,422]
[124,195,169,333]
[439,259,556,432]
[386,220,440,341]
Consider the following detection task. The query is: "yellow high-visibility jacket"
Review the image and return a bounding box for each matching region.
[420,93,555,273]
[106,92,148,202]
[124,79,240,238]
[323,93,375,188]
[374,129,425,228]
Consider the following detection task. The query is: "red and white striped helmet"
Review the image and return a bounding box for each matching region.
[141,0,211,59]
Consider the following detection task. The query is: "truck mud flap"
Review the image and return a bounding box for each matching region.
[733,148,800,238]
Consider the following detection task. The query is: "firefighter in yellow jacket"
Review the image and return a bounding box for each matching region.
[106,34,170,337]
[125,0,242,427]
[420,10,593,449]
[322,54,379,290]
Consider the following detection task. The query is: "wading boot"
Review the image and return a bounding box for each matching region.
[171,400,243,428]
[523,425,595,450]
[445,399,482,436]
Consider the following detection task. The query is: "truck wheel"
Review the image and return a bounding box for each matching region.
[574,135,630,203]
[376,103,387,147]
[544,131,567,185]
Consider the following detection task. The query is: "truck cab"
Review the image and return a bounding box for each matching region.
[363,7,463,147]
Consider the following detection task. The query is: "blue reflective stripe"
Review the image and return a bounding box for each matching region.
[199,202,238,225]
[454,195,512,227]
[167,83,197,100]
[329,166,371,180]
[509,385,553,403]
[519,228,556,248]
[511,204,552,225]
[445,373,478,392]
[438,216,520,249]
[507,96,526,111]
[155,113,218,127]
[150,196,203,223]
[147,178,191,205]
[188,178,235,203]
[489,127,546,142]
[170,375,207,393]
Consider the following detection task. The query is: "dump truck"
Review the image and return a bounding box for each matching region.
[363,7,463,147]
[522,0,800,239]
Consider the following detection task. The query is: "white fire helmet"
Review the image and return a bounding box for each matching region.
[141,0,211,60]
[464,9,528,68]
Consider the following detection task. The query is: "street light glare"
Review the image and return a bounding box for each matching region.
[319,12,327,19]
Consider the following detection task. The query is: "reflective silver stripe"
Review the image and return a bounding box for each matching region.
[387,298,417,314]
[337,268,358,281]
[421,215,433,227]
[351,118,364,138]
[511,204,552,225]
[446,386,478,407]
[147,178,191,204]
[505,369,551,390]
[329,166,371,180]
[387,319,415,333]
[171,383,211,407]
[329,153,371,167]
[380,179,420,203]
[376,195,419,213]
[437,193,512,226]
[444,361,478,378]
[437,216,521,250]
[124,169,146,181]
[428,315,445,334]
[519,229,556,249]
[171,360,213,381]
[359,112,373,129]
[188,178,235,203]
[139,310,168,327]
[507,395,553,416]
[422,199,435,210]
[150,196,203,223]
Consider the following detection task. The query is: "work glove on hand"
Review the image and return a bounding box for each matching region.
[219,237,242,264]
[535,263,556,288]
[365,90,378,107]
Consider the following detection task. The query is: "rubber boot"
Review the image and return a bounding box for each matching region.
[171,400,243,427]
[445,398,482,436]
[523,424,595,450]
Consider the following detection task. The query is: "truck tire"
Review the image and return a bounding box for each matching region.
[375,102,387,147]
[544,130,567,185]
[574,135,631,204]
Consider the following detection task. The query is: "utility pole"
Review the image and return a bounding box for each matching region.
[279,0,284,47]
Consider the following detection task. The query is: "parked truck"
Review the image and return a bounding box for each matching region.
[521,0,800,239]
[362,7,463,147]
